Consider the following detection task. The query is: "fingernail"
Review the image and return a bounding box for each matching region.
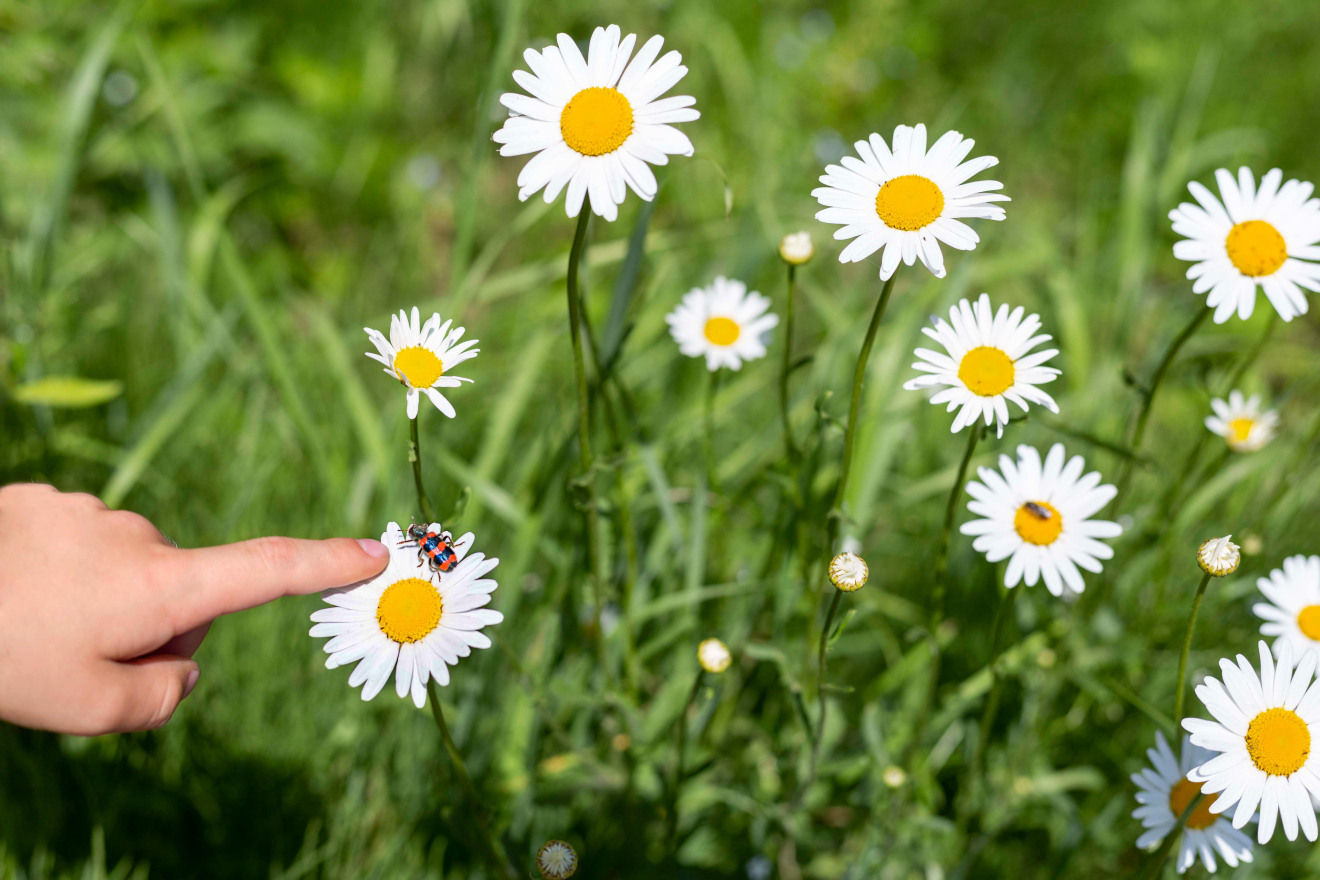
[357,538,390,559]
[184,668,200,698]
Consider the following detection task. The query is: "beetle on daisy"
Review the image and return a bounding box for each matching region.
[309,522,503,708]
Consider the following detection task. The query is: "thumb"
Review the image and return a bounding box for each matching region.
[163,536,390,632]
[100,655,200,734]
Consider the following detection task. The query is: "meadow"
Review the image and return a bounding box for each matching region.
[3,0,1320,877]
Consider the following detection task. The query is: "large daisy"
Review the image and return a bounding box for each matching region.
[1254,555,1320,662]
[1205,390,1278,452]
[365,308,479,419]
[1170,167,1320,323]
[665,276,778,371]
[309,522,503,708]
[493,24,699,222]
[811,123,1008,279]
[1131,730,1254,874]
[1184,640,1320,844]
[902,293,1060,437]
[961,443,1122,595]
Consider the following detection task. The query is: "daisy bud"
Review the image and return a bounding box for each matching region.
[537,840,578,880]
[697,638,732,674]
[829,551,869,592]
[1198,535,1240,577]
[778,231,814,265]
[882,765,907,788]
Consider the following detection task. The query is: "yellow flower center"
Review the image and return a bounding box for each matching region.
[1297,606,1320,641]
[560,87,634,157]
[393,346,445,388]
[1226,417,1255,448]
[874,174,945,231]
[376,577,442,644]
[1167,777,1219,830]
[703,317,741,346]
[1014,501,1063,546]
[1225,220,1287,277]
[1246,707,1311,776]
[958,346,1016,396]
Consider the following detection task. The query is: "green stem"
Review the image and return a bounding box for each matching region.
[409,416,436,524]
[1117,307,1210,499]
[427,682,516,879]
[797,589,844,808]
[826,272,898,554]
[667,670,705,861]
[1174,572,1213,726]
[958,583,1019,829]
[779,264,799,460]
[565,209,606,636]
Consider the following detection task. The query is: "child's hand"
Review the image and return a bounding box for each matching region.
[0,483,389,736]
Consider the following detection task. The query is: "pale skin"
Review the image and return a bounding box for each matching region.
[0,483,390,736]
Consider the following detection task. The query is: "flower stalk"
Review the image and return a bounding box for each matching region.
[779,263,799,460]
[1173,572,1212,726]
[409,416,436,524]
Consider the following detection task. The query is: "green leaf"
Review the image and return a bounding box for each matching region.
[13,377,123,408]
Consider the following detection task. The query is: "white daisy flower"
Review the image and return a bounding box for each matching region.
[902,293,1060,437]
[1254,555,1320,662]
[665,276,778,371]
[1131,730,1254,874]
[493,24,699,222]
[1205,390,1278,452]
[365,308,479,420]
[811,123,1008,280]
[1170,167,1320,323]
[309,522,502,708]
[1198,535,1241,577]
[536,840,578,879]
[1184,640,1320,844]
[960,443,1122,596]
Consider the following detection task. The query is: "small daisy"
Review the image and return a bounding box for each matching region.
[1198,535,1241,577]
[309,522,502,708]
[902,293,1060,437]
[1184,640,1320,844]
[666,276,778,371]
[779,231,814,266]
[812,123,1008,280]
[536,840,578,879]
[493,24,699,222]
[1254,555,1320,662]
[1131,730,1254,874]
[1205,390,1278,452]
[1170,167,1320,323]
[961,443,1122,596]
[365,308,479,419]
[697,638,732,674]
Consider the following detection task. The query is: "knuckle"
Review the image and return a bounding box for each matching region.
[251,536,300,573]
[69,492,108,510]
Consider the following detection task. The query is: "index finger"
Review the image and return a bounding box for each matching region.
[164,535,389,631]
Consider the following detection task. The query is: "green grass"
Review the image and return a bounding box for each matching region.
[3,0,1320,877]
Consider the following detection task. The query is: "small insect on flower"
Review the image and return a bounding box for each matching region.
[309,523,502,707]
[402,521,458,575]
[697,638,732,674]
[961,443,1122,596]
[1197,535,1241,577]
[829,551,869,592]
[1205,390,1279,452]
[1170,167,1320,323]
[537,840,578,879]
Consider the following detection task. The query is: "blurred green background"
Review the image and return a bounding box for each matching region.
[3,0,1320,877]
